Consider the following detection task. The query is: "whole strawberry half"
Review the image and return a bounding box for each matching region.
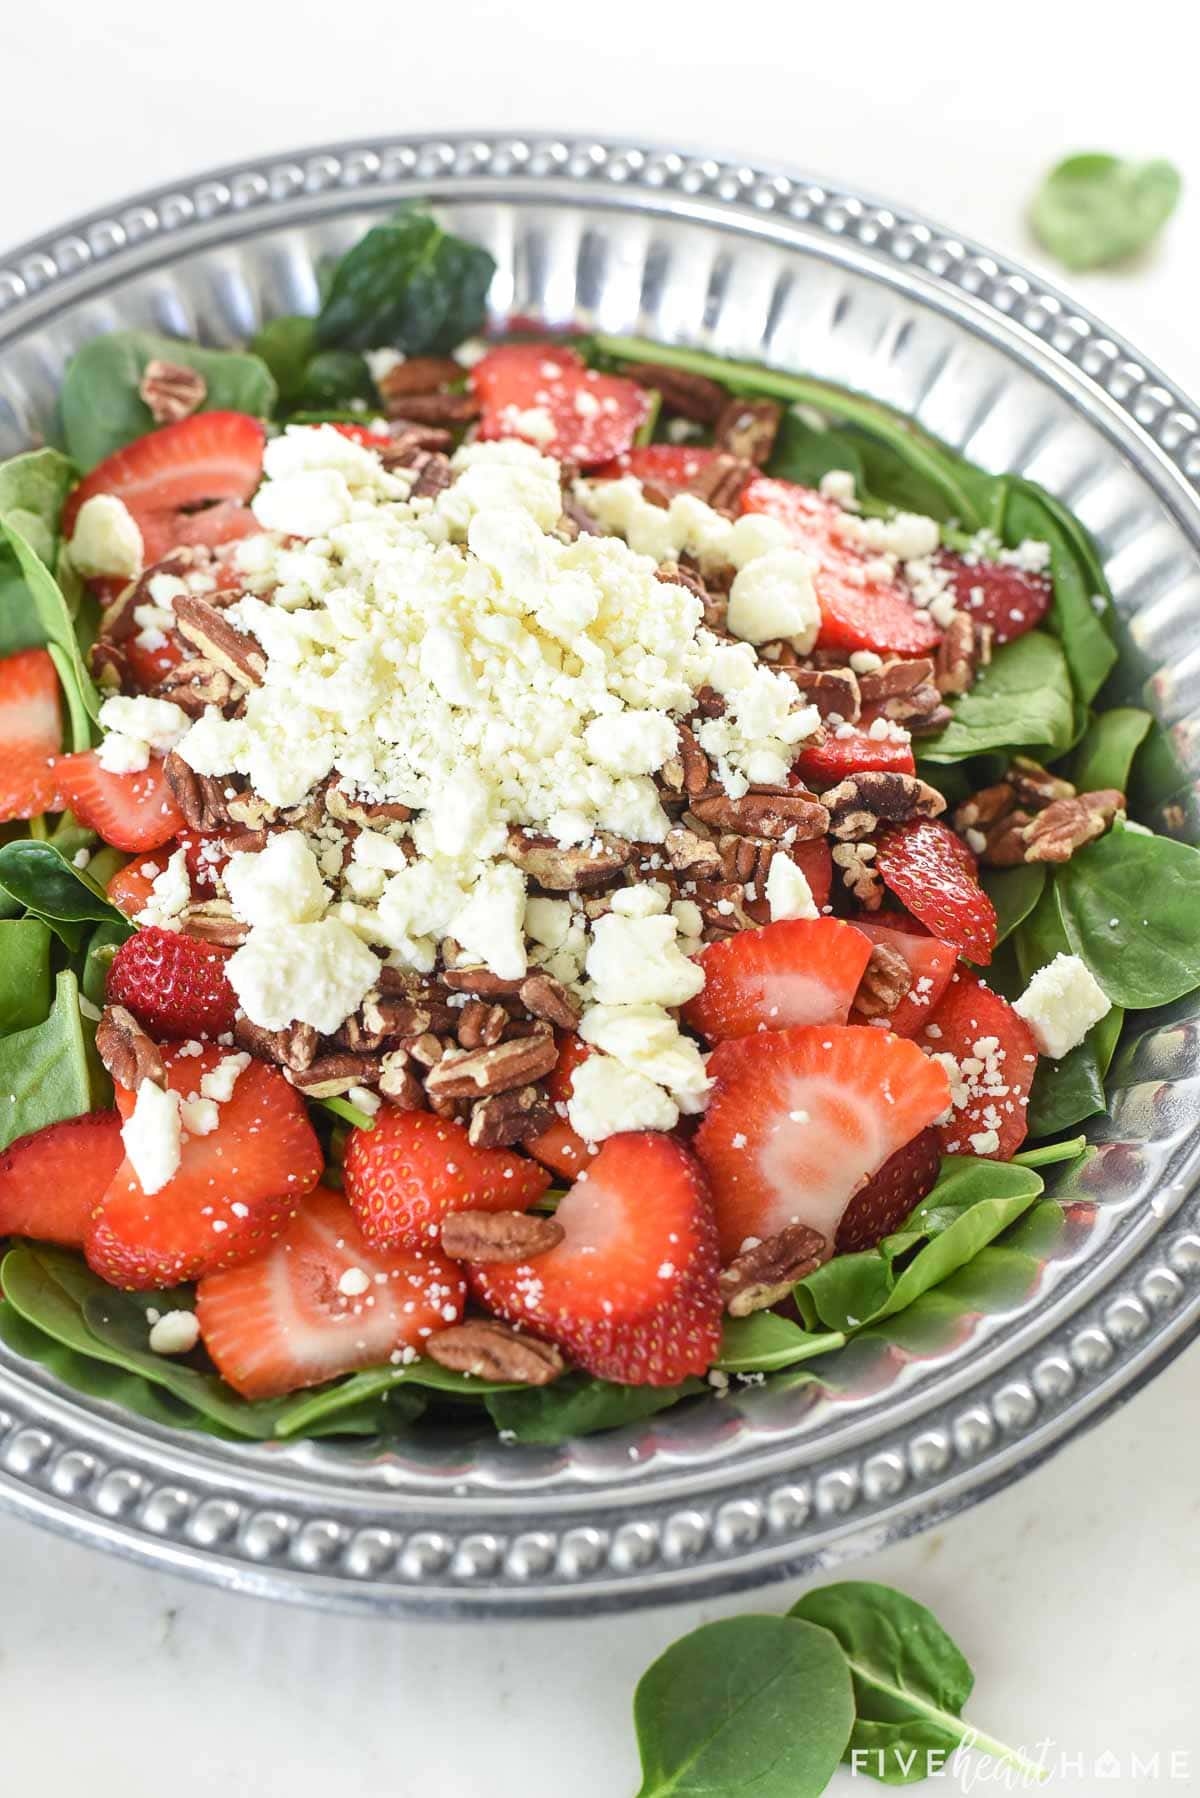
[107,926,236,1040]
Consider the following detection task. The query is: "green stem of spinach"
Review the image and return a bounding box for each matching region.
[635,388,662,447]
[846,1660,1047,1782]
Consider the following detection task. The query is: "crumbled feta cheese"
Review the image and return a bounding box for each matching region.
[818,468,860,510]
[726,549,820,651]
[179,1096,220,1136]
[121,1080,182,1196]
[148,1310,201,1356]
[765,853,819,922]
[199,1052,251,1104]
[67,494,143,579]
[136,846,191,929]
[227,919,381,1033]
[586,912,704,1008]
[224,830,331,929]
[1012,953,1111,1059]
[96,732,151,775]
[566,1055,680,1142]
[338,1267,372,1297]
[578,1002,710,1108]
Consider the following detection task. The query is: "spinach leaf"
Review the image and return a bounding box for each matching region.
[717,1313,845,1373]
[59,331,277,469]
[484,1371,704,1444]
[1067,706,1152,795]
[250,316,375,415]
[0,918,52,1034]
[1055,823,1200,1008]
[767,412,868,492]
[1013,879,1069,986]
[315,208,496,355]
[1004,484,1116,704]
[0,971,96,1150]
[1031,154,1182,272]
[982,864,1046,947]
[790,1581,1040,1784]
[1026,1007,1123,1138]
[633,1615,854,1798]
[0,519,100,732]
[918,631,1074,764]
[0,449,80,658]
[0,838,128,950]
[81,919,133,1008]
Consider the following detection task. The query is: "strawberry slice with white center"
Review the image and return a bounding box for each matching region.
[53,751,184,851]
[920,971,1038,1160]
[468,1133,722,1387]
[0,647,66,821]
[694,1025,952,1260]
[471,343,650,467]
[196,1188,466,1400]
[850,918,957,1037]
[682,917,874,1044]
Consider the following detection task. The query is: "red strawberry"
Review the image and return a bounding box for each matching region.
[343,1108,551,1252]
[741,478,942,656]
[835,1126,941,1253]
[88,1044,323,1289]
[107,926,236,1040]
[54,751,184,852]
[594,443,724,494]
[173,826,231,898]
[683,917,873,1044]
[694,1025,952,1260]
[850,918,957,1037]
[789,837,833,912]
[524,1031,599,1180]
[469,1133,721,1386]
[63,412,265,568]
[933,550,1051,646]
[0,648,66,821]
[0,1111,124,1246]
[125,632,185,693]
[792,723,915,786]
[196,1188,466,1400]
[472,344,650,467]
[328,422,393,450]
[106,858,161,918]
[875,819,996,966]
[920,972,1038,1160]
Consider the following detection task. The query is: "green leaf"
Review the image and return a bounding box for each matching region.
[716,1313,845,1373]
[790,1581,1041,1785]
[1004,484,1116,704]
[1026,1007,1123,1138]
[249,316,374,415]
[1012,1134,1088,1169]
[918,631,1074,763]
[484,1371,703,1444]
[1031,153,1182,271]
[0,838,128,949]
[0,971,95,1149]
[633,1615,854,1797]
[1067,706,1153,795]
[315,208,495,355]
[1013,879,1070,986]
[59,331,276,469]
[81,918,133,1008]
[0,918,52,1034]
[767,412,867,491]
[1055,823,1200,1009]
[0,519,100,732]
[0,449,80,659]
[982,864,1046,947]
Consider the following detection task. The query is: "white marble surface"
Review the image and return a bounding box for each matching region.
[1,1,1197,1789]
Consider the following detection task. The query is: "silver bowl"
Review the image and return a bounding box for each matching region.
[1,135,1198,1616]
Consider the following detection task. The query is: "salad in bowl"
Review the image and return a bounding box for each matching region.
[0,204,1195,1449]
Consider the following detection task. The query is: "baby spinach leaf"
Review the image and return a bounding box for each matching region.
[59,331,277,468]
[1067,706,1152,795]
[0,449,80,657]
[717,1313,845,1373]
[0,838,128,949]
[249,316,374,416]
[1031,153,1182,272]
[0,918,51,1035]
[790,1581,1040,1785]
[315,208,496,355]
[1025,1007,1123,1138]
[1004,484,1116,704]
[0,519,100,730]
[81,919,131,1007]
[634,1615,854,1798]
[918,631,1074,764]
[0,971,96,1149]
[484,1371,703,1444]
[1013,880,1070,986]
[767,412,868,491]
[1055,824,1200,1008]
[982,864,1046,947]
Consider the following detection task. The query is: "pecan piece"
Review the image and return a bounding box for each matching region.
[1007,756,1076,810]
[832,841,883,909]
[178,901,249,946]
[713,396,782,467]
[95,1004,166,1092]
[233,1016,319,1073]
[780,665,861,722]
[379,424,454,467]
[519,973,580,1029]
[172,595,265,687]
[424,1031,557,1101]
[854,943,913,1019]
[387,391,479,426]
[163,751,234,832]
[503,826,634,890]
[286,1054,381,1099]
[720,1224,830,1316]
[823,772,945,841]
[89,639,129,694]
[440,964,524,998]
[1022,790,1123,863]
[425,1320,564,1386]
[856,657,936,708]
[139,359,206,425]
[935,614,992,697]
[686,452,754,516]
[468,1085,554,1147]
[439,1209,564,1263]
[664,825,724,876]
[621,363,726,422]
[953,781,1017,833]
[457,999,510,1049]
[676,724,711,796]
[376,357,463,407]
[154,658,240,717]
[981,810,1035,867]
[377,1050,426,1111]
[689,791,830,842]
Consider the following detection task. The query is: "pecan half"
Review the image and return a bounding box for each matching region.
[387,391,479,426]
[286,1054,381,1098]
[468,1085,554,1147]
[440,964,524,998]
[155,658,240,717]
[503,826,634,890]
[664,824,724,876]
[163,751,235,832]
[953,781,1017,833]
[425,1320,564,1386]
[780,665,861,722]
[377,1050,426,1111]
[854,942,913,1019]
[519,973,580,1029]
[720,1224,830,1316]
[376,357,463,406]
[935,614,992,697]
[1022,790,1123,863]
[172,595,265,688]
[856,657,936,709]
[95,1004,166,1092]
[439,1209,564,1262]
[622,363,726,422]
[713,397,782,467]
[686,452,754,516]
[178,901,249,946]
[1008,756,1076,810]
[233,1016,319,1073]
[457,999,510,1049]
[689,791,830,842]
[139,359,206,425]
[980,810,1035,867]
[424,1031,558,1101]
[379,425,454,467]
[823,772,945,841]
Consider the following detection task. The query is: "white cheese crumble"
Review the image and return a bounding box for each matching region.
[226,919,380,1034]
[567,1055,681,1141]
[223,830,331,930]
[726,549,820,650]
[1012,953,1111,1059]
[67,494,143,579]
[136,846,191,931]
[765,853,819,922]
[121,1080,182,1196]
[148,1310,201,1356]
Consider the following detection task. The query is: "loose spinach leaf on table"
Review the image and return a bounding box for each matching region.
[1054,822,1200,1009]
[249,316,375,416]
[1004,483,1116,704]
[59,331,277,468]
[0,971,96,1150]
[485,1371,704,1445]
[1031,153,1182,272]
[0,838,129,951]
[0,519,100,735]
[1067,706,1153,796]
[917,631,1074,764]
[0,918,51,1035]
[633,1615,854,1798]
[315,208,496,355]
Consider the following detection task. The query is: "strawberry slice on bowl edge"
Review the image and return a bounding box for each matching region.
[106,925,237,1041]
[920,971,1038,1160]
[682,917,874,1044]
[471,343,650,468]
[0,1111,125,1247]
[874,818,997,967]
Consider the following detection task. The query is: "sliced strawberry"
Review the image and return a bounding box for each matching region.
[106,858,161,918]
[0,648,66,821]
[173,826,231,898]
[741,478,942,656]
[343,1108,551,1252]
[850,918,957,1037]
[694,1025,952,1260]
[789,837,833,912]
[920,972,1038,1160]
[54,752,184,852]
[196,1187,465,1400]
[875,819,997,966]
[107,926,236,1040]
[63,413,265,568]
[594,443,722,492]
[89,1045,322,1289]
[835,1126,941,1254]
[933,550,1051,646]
[792,724,915,786]
[472,344,650,467]
[125,632,184,693]
[0,1112,124,1246]
[523,1032,598,1180]
[469,1133,721,1386]
[328,422,392,449]
[682,917,873,1044]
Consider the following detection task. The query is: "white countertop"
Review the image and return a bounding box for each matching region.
[2,1,1197,1789]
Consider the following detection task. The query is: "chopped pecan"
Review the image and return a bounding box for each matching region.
[403,1032,447,1070]
[981,810,1035,867]
[323,785,412,827]
[286,1053,381,1099]
[376,356,463,406]
[953,781,1017,833]
[855,942,913,1019]
[89,639,129,694]
[95,1004,166,1092]
[233,1016,320,1073]
[686,452,754,516]
[935,614,992,697]
[664,825,724,876]
[622,363,726,422]
[139,359,206,425]
[423,1031,557,1101]
[155,658,240,717]
[425,1319,564,1386]
[357,997,432,1043]
[560,492,601,538]
[780,665,861,722]
[688,878,757,937]
[178,901,249,946]
[720,1224,830,1316]
[456,999,510,1049]
[377,1050,426,1111]
[1022,790,1123,863]
[387,391,479,426]
[468,1084,554,1147]
[689,790,830,842]
[713,396,782,467]
[823,772,945,841]
[439,1208,564,1262]
[676,724,711,796]
[1008,756,1076,810]
[407,450,454,500]
[379,424,455,467]
[832,841,883,909]
[856,657,935,708]
[718,834,775,898]
[503,826,634,890]
[440,964,524,998]
[519,973,580,1029]
[163,751,235,832]
[172,595,265,688]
